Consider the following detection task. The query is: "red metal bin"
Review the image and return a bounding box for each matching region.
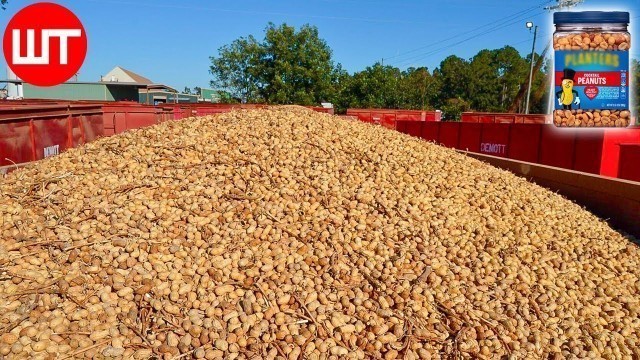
[421,122,440,142]
[507,124,542,163]
[618,144,640,182]
[438,122,460,148]
[538,126,576,169]
[458,123,482,152]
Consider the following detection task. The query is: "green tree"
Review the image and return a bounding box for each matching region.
[509,46,551,114]
[193,86,202,96]
[431,55,470,119]
[209,35,263,103]
[258,23,336,105]
[527,55,552,115]
[183,87,191,94]
[432,47,546,115]
[342,63,402,109]
[336,65,442,112]
[441,98,471,121]
[398,67,439,110]
[434,55,470,104]
[210,23,339,105]
[330,64,352,113]
[494,46,531,110]
[466,46,531,112]
[468,49,500,111]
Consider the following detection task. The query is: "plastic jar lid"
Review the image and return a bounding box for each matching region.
[554,11,630,24]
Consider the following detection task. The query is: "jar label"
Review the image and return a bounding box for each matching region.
[554,50,629,110]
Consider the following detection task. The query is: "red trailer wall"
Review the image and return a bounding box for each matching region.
[0,104,103,170]
[507,124,542,163]
[0,120,34,166]
[458,123,482,152]
[438,122,460,148]
[421,122,440,142]
[480,123,510,157]
[618,144,640,182]
[600,129,640,178]
[538,126,576,169]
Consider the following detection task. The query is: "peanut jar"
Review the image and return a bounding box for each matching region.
[553,11,631,127]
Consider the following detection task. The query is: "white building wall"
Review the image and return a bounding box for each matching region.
[101,67,135,83]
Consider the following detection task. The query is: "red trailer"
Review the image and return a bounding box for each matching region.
[347,109,441,130]
[102,103,173,136]
[461,112,548,124]
[0,103,103,172]
[388,118,640,179]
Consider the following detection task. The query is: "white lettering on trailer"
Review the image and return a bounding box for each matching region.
[480,143,506,155]
[44,145,59,158]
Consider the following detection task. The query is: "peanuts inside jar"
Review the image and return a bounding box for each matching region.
[553,11,631,128]
[553,109,631,127]
[553,32,630,51]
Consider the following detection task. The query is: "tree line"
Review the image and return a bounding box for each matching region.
[210,23,639,120]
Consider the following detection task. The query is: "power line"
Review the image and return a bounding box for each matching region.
[383,0,553,63]
[395,10,547,66]
[386,8,545,64]
[395,8,639,68]
[394,9,547,68]
[511,32,550,48]
[393,10,637,68]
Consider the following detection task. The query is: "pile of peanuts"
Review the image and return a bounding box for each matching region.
[553,109,631,127]
[1,107,639,359]
[553,32,630,51]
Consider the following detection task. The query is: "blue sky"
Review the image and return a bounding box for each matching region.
[1,0,638,90]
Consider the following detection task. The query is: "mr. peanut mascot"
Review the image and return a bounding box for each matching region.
[556,68,580,110]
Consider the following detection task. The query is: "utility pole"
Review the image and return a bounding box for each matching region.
[422,71,427,110]
[525,23,538,114]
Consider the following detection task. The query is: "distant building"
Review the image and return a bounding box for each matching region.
[1,66,197,104]
[199,88,242,103]
[139,84,198,105]
[101,66,197,104]
[200,88,220,103]
[101,66,153,85]
[22,82,142,101]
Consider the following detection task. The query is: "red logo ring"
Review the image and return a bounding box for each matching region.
[3,2,87,87]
